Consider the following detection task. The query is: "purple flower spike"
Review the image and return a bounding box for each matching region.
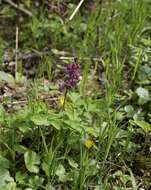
[59,63,80,91]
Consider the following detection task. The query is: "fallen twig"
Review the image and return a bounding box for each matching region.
[69,0,85,21]
[3,0,32,17]
[1,97,59,106]
[59,56,103,62]
[15,26,19,79]
[17,49,103,63]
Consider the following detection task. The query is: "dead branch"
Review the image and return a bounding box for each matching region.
[3,0,32,17]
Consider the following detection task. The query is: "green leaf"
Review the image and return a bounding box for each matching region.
[18,122,32,133]
[0,156,10,170]
[64,120,82,133]
[0,71,15,86]
[136,87,150,104]
[94,186,100,190]
[124,105,134,117]
[0,182,16,190]
[55,164,65,177]
[138,64,151,81]
[14,144,28,154]
[31,115,50,126]
[0,169,14,187]
[84,127,98,137]
[45,184,55,190]
[69,92,81,104]
[65,106,79,121]
[15,72,26,85]
[131,120,151,133]
[128,168,138,190]
[24,151,40,173]
[136,87,149,98]
[47,120,61,130]
[42,153,53,177]
[15,171,27,185]
[29,176,44,189]
[68,158,78,168]
[31,114,61,130]
[55,164,67,182]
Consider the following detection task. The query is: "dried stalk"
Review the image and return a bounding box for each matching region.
[69,0,85,21]
[15,26,19,79]
[3,0,32,17]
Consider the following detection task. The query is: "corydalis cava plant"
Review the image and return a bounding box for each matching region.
[60,63,80,92]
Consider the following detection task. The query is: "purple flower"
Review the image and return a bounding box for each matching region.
[59,63,80,91]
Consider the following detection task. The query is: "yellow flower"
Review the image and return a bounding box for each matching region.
[59,96,65,107]
[84,139,94,149]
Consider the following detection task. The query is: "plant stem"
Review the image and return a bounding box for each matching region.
[62,89,68,109]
